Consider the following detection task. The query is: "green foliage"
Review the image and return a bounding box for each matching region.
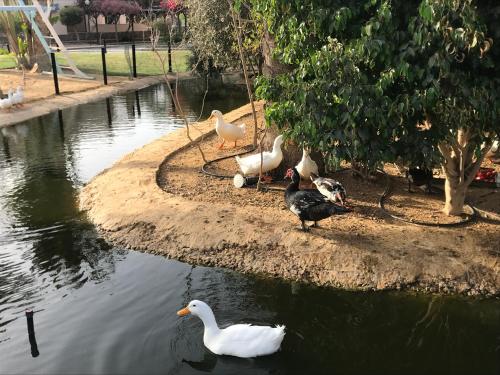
[253,0,500,170]
[14,22,29,68]
[60,6,85,27]
[183,0,238,70]
[0,48,9,55]
[184,0,261,73]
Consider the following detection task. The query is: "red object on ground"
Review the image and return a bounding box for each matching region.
[475,167,497,182]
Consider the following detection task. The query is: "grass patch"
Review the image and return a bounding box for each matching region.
[0,50,192,76]
[56,50,192,76]
[0,55,16,69]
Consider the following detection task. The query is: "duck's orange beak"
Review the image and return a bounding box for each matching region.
[177,307,190,316]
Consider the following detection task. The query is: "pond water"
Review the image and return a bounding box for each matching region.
[0,83,498,375]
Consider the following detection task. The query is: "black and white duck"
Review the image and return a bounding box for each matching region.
[310,173,347,206]
[285,168,351,231]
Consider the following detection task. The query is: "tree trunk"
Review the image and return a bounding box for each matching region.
[95,18,100,44]
[262,25,292,77]
[438,128,491,216]
[114,22,119,42]
[443,177,467,215]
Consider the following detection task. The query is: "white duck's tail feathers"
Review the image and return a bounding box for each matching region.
[273,325,286,348]
[235,156,245,172]
[275,324,286,337]
[238,123,246,133]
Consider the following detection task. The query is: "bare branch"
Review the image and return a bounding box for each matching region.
[227,0,259,148]
[146,14,208,164]
[438,142,453,165]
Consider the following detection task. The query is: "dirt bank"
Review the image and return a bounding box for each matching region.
[80,102,500,296]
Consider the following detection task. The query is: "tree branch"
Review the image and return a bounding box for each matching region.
[463,142,492,186]
[228,0,259,148]
[438,142,458,178]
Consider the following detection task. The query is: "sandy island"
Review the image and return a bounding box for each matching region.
[79,102,500,296]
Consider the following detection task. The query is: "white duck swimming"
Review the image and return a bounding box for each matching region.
[0,89,14,110]
[210,110,246,149]
[177,300,285,358]
[295,148,319,180]
[235,135,284,177]
[12,86,24,107]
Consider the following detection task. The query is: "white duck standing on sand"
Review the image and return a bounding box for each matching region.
[12,86,24,107]
[295,148,319,180]
[0,89,14,110]
[210,110,246,149]
[235,134,284,178]
[177,300,285,358]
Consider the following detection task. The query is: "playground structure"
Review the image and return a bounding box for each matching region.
[0,0,93,79]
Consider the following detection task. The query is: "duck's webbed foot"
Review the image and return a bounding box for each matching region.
[300,221,310,232]
[260,174,273,183]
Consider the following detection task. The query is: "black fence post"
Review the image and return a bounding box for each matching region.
[50,52,60,95]
[101,46,108,85]
[25,310,39,358]
[132,44,137,78]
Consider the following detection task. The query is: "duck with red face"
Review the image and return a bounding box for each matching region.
[284,168,351,231]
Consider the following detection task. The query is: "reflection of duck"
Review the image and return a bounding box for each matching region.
[1,124,29,142]
[15,124,29,138]
[210,110,246,149]
[177,300,285,358]
[1,126,18,140]
[235,135,284,177]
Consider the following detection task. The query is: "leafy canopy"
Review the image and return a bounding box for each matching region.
[60,6,85,27]
[253,0,499,170]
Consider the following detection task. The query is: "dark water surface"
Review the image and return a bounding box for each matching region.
[0,84,498,375]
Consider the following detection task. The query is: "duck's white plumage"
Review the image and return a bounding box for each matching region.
[212,109,246,143]
[12,86,24,106]
[295,149,319,180]
[0,89,14,109]
[177,300,285,358]
[235,135,284,176]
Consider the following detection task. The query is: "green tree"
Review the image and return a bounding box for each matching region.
[254,0,499,216]
[60,6,84,41]
[184,0,261,74]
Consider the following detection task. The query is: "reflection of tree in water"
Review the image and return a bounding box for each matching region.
[0,116,122,318]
